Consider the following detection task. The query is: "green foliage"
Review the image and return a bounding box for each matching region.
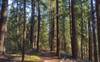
[40,19,49,49]
[5,0,97,60]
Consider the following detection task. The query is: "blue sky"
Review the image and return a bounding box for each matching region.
[0,0,12,10]
[0,0,2,10]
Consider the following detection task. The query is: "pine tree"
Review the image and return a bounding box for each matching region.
[56,0,60,56]
[70,0,78,59]
[49,0,55,51]
[30,0,35,48]
[95,0,100,61]
[0,0,8,54]
[90,0,98,61]
[37,0,41,51]
[21,0,26,61]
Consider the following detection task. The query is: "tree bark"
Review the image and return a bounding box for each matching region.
[30,0,35,48]
[56,0,60,57]
[96,0,100,61]
[90,0,98,61]
[21,0,26,62]
[0,0,8,54]
[88,19,93,62]
[37,0,41,51]
[49,0,55,51]
[70,0,78,59]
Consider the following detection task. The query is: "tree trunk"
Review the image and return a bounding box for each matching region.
[56,0,60,57]
[88,17,93,62]
[21,0,26,62]
[49,0,55,51]
[0,0,8,54]
[96,0,100,61]
[70,0,78,59]
[90,0,98,61]
[37,0,41,51]
[30,0,35,48]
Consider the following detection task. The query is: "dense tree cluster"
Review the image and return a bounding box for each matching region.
[0,0,100,62]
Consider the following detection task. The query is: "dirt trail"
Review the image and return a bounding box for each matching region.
[0,50,78,62]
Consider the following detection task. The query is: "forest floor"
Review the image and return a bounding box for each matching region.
[40,50,60,62]
[0,49,80,62]
[39,50,78,62]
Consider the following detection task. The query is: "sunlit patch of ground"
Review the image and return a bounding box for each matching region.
[43,59,78,62]
[24,55,41,62]
[0,54,42,62]
[9,54,41,62]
